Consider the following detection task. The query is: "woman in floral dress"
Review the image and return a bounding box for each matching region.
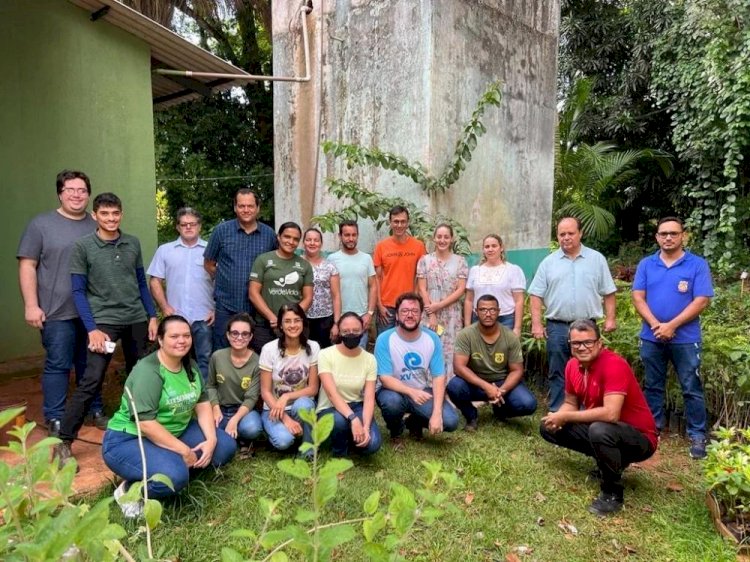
[416,224,469,378]
[302,228,341,349]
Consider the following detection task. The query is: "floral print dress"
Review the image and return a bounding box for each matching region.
[416,253,469,378]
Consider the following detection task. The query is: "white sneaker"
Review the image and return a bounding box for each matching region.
[113,481,144,519]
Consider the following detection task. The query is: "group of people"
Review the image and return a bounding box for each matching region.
[17,171,714,519]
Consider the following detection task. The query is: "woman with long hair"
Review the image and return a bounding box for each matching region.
[207,313,262,444]
[464,234,526,336]
[102,315,236,518]
[317,312,381,457]
[259,303,320,458]
[417,224,469,378]
[249,221,313,352]
[302,227,341,348]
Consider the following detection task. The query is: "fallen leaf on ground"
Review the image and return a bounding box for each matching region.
[666,482,684,492]
[625,545,637,554]
[558,519,579,536]
[464,491,475,505]
[505,554,521,562]
[512,545,534,555]
[533,492,547,503]
[642,504,654,513]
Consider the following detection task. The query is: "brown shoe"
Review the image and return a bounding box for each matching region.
[53,441,78,472]
[391,436,406,453]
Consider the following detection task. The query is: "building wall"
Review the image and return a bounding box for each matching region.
[0,0,157,363]
[272,0,559,278]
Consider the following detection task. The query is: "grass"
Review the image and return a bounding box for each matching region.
[110,407,737,562]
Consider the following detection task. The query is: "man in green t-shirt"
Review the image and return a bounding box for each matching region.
[447,294,537,431]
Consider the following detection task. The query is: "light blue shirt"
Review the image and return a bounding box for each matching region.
[374,328,444,390]
[327,250,375,316]
[147,238,214,324]
[527,245,616,322]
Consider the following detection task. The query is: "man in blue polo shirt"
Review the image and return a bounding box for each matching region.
[632,216,713,459]
[529,217,617,411]
[204,188,277,350]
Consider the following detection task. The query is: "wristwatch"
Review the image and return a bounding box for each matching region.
[347,412,357,422]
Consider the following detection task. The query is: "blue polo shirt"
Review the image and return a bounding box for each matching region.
[633,250,713,344]
[204,219,277,313]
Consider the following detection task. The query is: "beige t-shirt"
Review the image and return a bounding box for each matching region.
[316,346,377,412]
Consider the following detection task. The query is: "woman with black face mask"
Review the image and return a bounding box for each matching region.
[316,312,382,457]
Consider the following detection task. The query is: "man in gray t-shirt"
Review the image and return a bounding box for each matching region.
[17,170,101,435]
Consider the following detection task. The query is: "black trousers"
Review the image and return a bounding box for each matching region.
[540,421,654,497]
[251,320,276,354]
[308,315,334,349]
[60,322,150,441]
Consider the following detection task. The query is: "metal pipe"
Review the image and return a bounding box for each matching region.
[155,2,311,83]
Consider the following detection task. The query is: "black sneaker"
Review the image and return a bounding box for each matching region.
[46,419,61,438]
[52,441,78,472]
[92,411,109,431]
[588,492,623,516]
[689,438,707,460]
[464,419,478,432]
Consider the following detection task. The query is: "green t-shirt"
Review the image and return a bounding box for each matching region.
[108,352,207,436]
[206,348,261,410]
[454,324,523,383]
[316,346,377,412]
[69,231,148,325]
[249,251,313,322]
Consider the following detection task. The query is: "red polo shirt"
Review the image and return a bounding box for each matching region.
[564,348,658,450]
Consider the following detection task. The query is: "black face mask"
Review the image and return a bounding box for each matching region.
[340,333,361,349]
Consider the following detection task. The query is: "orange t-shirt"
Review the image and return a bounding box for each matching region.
[373,236,427,308]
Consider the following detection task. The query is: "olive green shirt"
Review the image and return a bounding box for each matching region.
[206,348,261,410]
[249,251,313,322]
[454,323,523,383]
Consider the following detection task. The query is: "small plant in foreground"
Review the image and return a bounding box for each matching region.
[0,406,128,561]
[705,426,750,541]
[222,410,462,562]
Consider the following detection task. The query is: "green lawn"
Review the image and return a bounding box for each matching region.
[113,409,736,562]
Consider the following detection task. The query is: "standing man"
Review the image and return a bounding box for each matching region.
[374,292,458,447]
[373,206,426,334]
[327,220,377,347]
[540,320,657,516]
[447,294,537,431]
[17,170,104,436]
[55,192,158,466]
[529,217,617,411]
[204,188,277,350]
[632,217,713,459]
[148,207,214,381]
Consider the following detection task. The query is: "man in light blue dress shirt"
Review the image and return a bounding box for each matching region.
[529,217,617,411]
[148,207,214,380]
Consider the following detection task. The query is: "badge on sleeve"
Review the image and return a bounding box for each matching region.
[677,280,689,293]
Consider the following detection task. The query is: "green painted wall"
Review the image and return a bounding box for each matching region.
[0,0,157,363]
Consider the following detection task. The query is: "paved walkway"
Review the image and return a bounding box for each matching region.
[0,353,126,497]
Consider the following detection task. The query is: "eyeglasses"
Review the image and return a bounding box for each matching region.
[476,307,499,315]
[179,222,199,228]
[399,308,421,316]
[656,231,682,239]
[61,187,88,195]
[569,339,598,349]
[228,330,252,339]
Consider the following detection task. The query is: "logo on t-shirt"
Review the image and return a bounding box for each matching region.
[678,280,689,293]
[275,271,300,288]
[216,373,226,384]
[401,351,427,382]
[241,376,252,390]
[493,352,505,364]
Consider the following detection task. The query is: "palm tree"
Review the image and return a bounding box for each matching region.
[554,78,673,241]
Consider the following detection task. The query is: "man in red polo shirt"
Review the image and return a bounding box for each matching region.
[540,319,657,516]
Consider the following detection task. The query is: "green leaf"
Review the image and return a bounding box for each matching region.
[221,547,246,562]
[269,552,289,562]
[320,458,353,478]
[313,413,334,445]
[363,490,381,515]
[277,459,312,480]
[362,542,390,562]
[294,508,316,523]
[363,511,386,542]
[230,528,257,540]
[144,498,163,530]
[318,524,356,549]
[148,473,175,491]
[0,406,25,429]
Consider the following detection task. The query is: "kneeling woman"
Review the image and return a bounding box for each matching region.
[207,313,263,443]
[259,303,320,457]
[317,313,381,457]
[102,315,236,515]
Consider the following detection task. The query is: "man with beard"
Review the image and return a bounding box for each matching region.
[327,220,377,348]
[374,292,458,449]
[447,294,537,431]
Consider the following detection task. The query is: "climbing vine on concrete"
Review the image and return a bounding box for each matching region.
[651,0,750,273]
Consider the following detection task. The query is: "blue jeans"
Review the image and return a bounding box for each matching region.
[640,339,707,440]
[101,419,237,499]
[212,305,235,351]
[375,387,459,438]
[219,406,263,441]
[546,320,572,411]
[318,402,382,457]
[190,320,212,383]
[446,377,537,423]
[40,318,103,421]
[261,397,316,451]
[376,307,396,335]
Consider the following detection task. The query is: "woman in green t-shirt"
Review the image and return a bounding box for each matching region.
[102,315,237,518]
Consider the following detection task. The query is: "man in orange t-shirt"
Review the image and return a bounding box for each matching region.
[373,206,426,334]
